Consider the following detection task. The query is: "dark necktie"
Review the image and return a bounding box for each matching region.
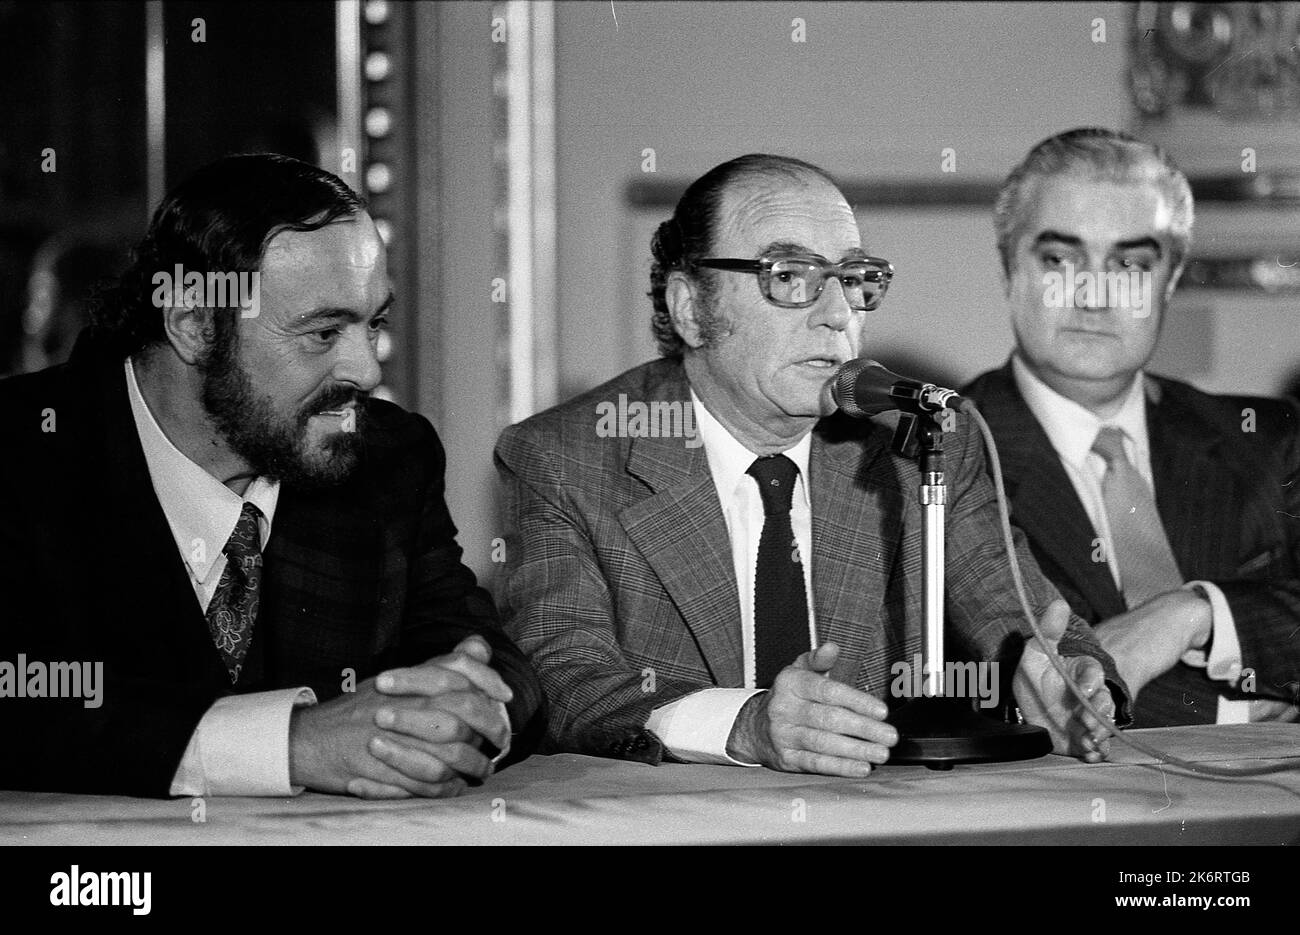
[1091,426,1183,607]
[206,501,263,683]
[747,454,811,689]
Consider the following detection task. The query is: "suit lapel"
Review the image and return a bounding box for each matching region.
[1146,379,1241,582]
[1131,384,1227,728]
[620,431,744,687]
[974,362,1125,621]
[65,334,389,693]
[617,368,744,686]
[810,417,903,690]
[73,345,222,681]
[615,367,908,690]
[258,471,384,688]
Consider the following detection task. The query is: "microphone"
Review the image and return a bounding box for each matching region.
[830,359,970,418]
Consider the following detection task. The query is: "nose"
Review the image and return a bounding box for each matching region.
[1077,257,1118,312]
[808,273,855,332]
[332,325,383,393]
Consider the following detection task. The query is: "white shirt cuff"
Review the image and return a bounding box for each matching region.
[169,687,318,797]
[645,688,764,766]
[489,700,511,770]
[1180,580,1243,683]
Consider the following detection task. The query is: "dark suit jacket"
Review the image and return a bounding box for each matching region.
[494,357,1127,763]
[964,360,1300,727]
[0,330,544,797]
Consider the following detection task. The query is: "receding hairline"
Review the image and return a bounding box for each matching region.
[711,170,852,244]
[255,209,376,265]
[718,162,844,200]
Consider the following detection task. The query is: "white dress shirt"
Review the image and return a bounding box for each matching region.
[645,389,817,764]
[1011,355,1252,723]
[125,358,317,796]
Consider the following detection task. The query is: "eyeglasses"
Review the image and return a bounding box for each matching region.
[697,253,894,311]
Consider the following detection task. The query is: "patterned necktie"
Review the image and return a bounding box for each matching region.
[206,501,263,683]
[1091,426,1183,607]
[747,454,811,688]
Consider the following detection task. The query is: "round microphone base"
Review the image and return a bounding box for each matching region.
[886,696,1052,770]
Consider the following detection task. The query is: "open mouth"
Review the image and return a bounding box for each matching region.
[798,356,842,369]
[310,406,357,427]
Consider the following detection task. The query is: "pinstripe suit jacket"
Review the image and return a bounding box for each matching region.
[964,360,1300,727]
[0,331,545,796]
[495,357,1126,762]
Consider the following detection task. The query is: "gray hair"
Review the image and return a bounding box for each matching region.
[993,127,1193,278]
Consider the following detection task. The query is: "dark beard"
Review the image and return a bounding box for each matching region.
[198,324,366,489]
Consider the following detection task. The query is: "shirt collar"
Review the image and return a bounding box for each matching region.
[1011,353,1149,468]
[125,357,280,586]
[689,387,812,508]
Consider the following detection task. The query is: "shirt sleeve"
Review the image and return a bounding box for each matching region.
[645,688,765,766]
[169,687,317,797]
[1179,580,1244,684]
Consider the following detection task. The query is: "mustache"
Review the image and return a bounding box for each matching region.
[300,385,368,422]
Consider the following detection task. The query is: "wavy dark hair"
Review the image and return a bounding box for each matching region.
[647,153,839,358]
[91,153,365,357]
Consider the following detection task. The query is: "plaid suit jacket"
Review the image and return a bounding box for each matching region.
[964,360,1300,727]
[495,357,1125,763]
[0,330,544,797]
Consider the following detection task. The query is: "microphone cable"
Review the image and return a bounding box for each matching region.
[964,398,1299,778]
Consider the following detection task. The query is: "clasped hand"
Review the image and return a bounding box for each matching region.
[289,635,513,799]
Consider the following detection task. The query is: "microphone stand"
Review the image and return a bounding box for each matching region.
[886,407,1052,769]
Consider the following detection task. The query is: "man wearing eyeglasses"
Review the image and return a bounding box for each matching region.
[495,153,1125,775]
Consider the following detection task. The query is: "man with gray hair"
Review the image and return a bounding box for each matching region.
[964,127,1300,727]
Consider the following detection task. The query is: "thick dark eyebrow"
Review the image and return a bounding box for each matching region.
[1113,237,1163,256]
[1032,231,1084,250]
[292,292,394,329]
[1032,231,1163,256]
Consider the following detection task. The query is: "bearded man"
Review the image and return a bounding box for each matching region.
[0,153,543,798]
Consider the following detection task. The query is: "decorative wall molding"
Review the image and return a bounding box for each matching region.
[1129,2,1300,119]
[626,179,1001,209]
[1183,254,1300,292]
[626,174,1300,209]
[492,0,558,424]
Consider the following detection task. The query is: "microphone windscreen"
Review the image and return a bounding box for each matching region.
[832,359,902,417]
